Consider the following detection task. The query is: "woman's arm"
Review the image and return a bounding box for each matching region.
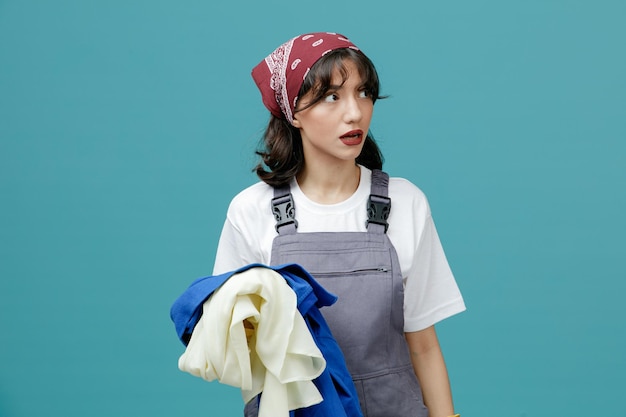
[405,326,456,417]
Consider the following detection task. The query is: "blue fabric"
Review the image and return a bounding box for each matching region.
[170,263,363,417]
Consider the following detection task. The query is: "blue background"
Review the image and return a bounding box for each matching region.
[1,1,624,416]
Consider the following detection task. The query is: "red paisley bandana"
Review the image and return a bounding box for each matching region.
[251,32,360,124]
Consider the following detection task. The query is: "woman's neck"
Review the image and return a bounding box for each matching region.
[296,162,361,205]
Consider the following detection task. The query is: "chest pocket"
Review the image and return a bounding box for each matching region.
[271,233,401,377]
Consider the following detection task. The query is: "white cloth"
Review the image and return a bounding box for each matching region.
[213,166,466,332]
[178,267,326,417]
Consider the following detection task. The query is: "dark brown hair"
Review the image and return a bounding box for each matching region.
[254,48,385,187]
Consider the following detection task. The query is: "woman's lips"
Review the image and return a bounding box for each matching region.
[340,129,364,146]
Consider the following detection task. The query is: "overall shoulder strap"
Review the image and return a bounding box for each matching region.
[272,185,298,234]
[367,169,391,234]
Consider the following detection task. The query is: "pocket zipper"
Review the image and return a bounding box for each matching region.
[313,267,390,276]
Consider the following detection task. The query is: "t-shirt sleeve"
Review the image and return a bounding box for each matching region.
[403,212,466,333]
[212,217,253,275]
[212,184,274,275]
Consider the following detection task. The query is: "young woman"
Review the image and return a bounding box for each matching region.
[213,32,465,417]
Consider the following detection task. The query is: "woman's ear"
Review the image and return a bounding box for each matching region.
[292,117,301,128]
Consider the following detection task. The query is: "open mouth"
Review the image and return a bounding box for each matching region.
[341,129,363,139]
[340,130,364,145]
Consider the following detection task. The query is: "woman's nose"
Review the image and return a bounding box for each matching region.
[343,96,363,123]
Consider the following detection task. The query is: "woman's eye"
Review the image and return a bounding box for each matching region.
[324,93,339,102]
[359,90,370,98]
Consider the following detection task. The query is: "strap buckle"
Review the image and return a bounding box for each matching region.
[366,194,391,232]
[272,194,298,232]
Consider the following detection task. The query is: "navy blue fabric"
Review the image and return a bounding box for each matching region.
[170,263,364,417]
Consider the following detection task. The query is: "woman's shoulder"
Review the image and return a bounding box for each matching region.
[386,174,427,201]
[383,172,431,219]
[227,180,275,218]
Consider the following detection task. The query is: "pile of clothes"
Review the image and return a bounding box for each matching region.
[170,263,363,417]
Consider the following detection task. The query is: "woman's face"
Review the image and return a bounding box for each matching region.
[292,59,374,168]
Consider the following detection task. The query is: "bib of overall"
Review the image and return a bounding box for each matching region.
[262,170,429,417]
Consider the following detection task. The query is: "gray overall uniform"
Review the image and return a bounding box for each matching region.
[245,170,429,417]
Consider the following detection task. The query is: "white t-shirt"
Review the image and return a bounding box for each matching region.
[213,166,466,332]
